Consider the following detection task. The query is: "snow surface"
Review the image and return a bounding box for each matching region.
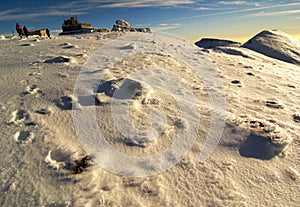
[242,30,300,65]
[0,30,299,207]
[195,38,241,49]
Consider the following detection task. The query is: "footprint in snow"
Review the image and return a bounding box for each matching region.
[14,130,35,145]
[231,80,242,87]
[293,114,300,123]
[59,43,70,46]
[57,73,68,78]
[21,85,44,97]
[35,109,51,115]
[55,96,72,110]
[43,56,72,64]
[287,84,296,89]
[9,109,29,125]
[265,100,284,109]
[8,108,37,127]
[120,43,136,50]
[64,45,77,49]
[75,53,87,58]
[231,80,241,84]
[28,71,41,76]
[20,43,34,47]
[59,43,77,49]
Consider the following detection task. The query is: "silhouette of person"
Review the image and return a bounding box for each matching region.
[16,23,23,38]
[23,26,29,38]
[46,28,51,38]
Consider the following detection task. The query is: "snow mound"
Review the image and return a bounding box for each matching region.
[195,38,241,49]
[242,30,300,65]
[44,150,64,169]
[96,78,142,99]
[230,115,293,159]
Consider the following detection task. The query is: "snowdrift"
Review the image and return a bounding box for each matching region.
[242,30,300,65]
[0,31,299,207]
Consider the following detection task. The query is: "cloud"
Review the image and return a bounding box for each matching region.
[0,0,197,22]
[0,8,22,16]
[0,1,91,21]
[218,1,246,5]
[246,9,300,17]
[152,23,182,31]
[152,25,181,31]
[151,2,300,24]
[193,1,261,11]
[0,10,87,21]
[0,0,196,22]
[217,0,261,6]
[81,0,196,8]
[48,0,200,14]
[194,7,214,10]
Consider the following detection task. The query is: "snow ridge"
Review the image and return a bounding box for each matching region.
[242,30,300,65]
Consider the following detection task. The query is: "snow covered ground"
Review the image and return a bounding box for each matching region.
[242,30,300,65]
[0,30,299,207]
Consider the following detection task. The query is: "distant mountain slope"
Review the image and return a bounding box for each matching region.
[242,30,300,65]
[195,38,241,49]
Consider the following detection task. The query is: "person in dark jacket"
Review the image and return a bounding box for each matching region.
[23,26,29,38]
[16,23,23,38]
[46,28,51,38]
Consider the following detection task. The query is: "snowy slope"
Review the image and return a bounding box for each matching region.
[242,30,300,65]
[195,38,241,49]
[0,32,299,207]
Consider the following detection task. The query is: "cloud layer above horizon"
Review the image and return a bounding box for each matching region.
[0,0,299,41]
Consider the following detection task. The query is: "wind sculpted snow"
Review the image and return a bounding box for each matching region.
[0,31,299,207]
[243,30,300,65]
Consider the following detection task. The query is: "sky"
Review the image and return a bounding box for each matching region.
[0,0,299,42]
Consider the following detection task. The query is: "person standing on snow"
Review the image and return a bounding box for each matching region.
[46,28,51,38]
[23,26,29,38]
[16,23,23,38]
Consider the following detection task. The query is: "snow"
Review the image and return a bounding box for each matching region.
[0,34,6,40]
[195,38,241,49]
[0,30,299,207]
[242,30,300,65]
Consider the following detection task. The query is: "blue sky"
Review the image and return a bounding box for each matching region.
[0,0,299,42]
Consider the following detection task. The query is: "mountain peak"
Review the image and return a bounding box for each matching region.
[242,30,300,65]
